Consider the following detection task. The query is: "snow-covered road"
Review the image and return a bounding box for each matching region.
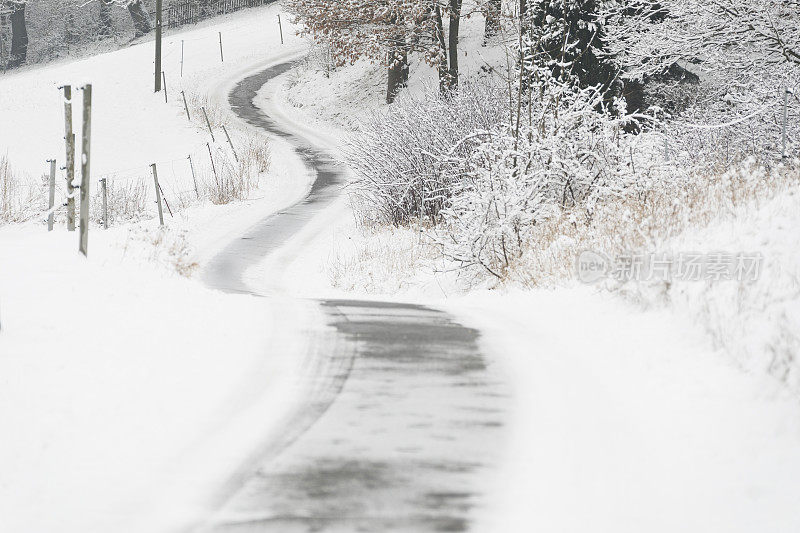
[196,59,509,532]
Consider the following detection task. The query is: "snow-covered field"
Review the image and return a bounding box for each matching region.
[0,226,316,532]
[0,5,321,532]
[0,3,305,223]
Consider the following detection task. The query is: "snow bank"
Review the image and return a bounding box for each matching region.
[0,225,303,532]
[0,5,320,532]
[663,181,800,394]
[453,289,800,533]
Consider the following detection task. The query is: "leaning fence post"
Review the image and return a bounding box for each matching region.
[218,31,224,62]
[181,90,191,120]
[188,154,199,198]
[101,177,108,229]
[222,125,239,162]
[201,106,215,141]
[151,164,165,226]
[79,84,92,257]
[162,71,168,103]
[278,14,284,45]
[47,159,56,231]
[207,142,219,183]
[158,183,174,218]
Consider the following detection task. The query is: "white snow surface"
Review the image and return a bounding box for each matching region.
[0,5,320,533]
[458,289,800,533]
[0,226,317,533]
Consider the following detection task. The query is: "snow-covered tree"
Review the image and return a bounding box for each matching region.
[289,0,467,102]
[604,0,800,161]
[527,0,621,103]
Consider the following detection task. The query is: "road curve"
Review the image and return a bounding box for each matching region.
[199,60,509,532]
[202,60,342,295]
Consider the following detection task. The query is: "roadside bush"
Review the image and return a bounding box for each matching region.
[348,71,675,279]
[435,78,668,277]
[0,156,42,225]
[91,176,150,226]
[346,80,508,226]
[203,139,269,205]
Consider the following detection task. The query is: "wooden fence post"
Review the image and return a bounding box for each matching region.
[222,125,238,162]
[278,14,284,45]
[158,183,174,218]
[181,90,191,120]
[206,143,218,183]
[162,71,168,103]
[79,84,92,257]
[201,106,215,141]
[218,31,224,62]
[188,154,199,198]
[151,163,165,226]
[47,159,56,231]
[155,0,163,92]
[101,177,108,229]
[62,85,76,232]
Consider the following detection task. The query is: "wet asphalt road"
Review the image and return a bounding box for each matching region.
[200,60,508,532]
[202,60,341,295]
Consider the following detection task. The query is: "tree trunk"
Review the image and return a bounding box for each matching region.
[448,0,462,90]
[484,0,502,42]
[386,47,410,104]
[433,4,450,94]
[9,2,28,69]
[127,0,152,37]
[98,0,114,39]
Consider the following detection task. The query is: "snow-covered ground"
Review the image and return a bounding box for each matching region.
[0,5,322,532]
[0,3,305,224]
[462,289,800,533]
[0,225,319,532]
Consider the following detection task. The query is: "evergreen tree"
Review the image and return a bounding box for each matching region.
[530,0,620,102]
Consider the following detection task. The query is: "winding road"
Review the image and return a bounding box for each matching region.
[199,59,509,532]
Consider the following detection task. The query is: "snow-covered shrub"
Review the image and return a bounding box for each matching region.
[435,78,664,278]
[604,0,800,166]
[304,38,337,78]
[497,158,790,288]
[120,225,199,278]
[203,143,264,205]
[92,175,150,226]
[346,80,508,226]
[185,93,230,132]
[0,156,42,225]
